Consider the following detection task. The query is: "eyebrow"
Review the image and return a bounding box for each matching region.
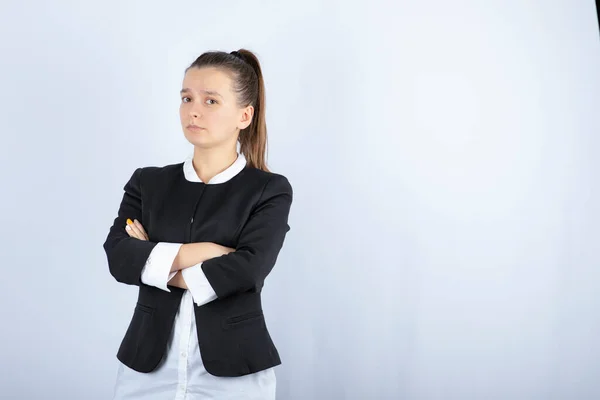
[180,88,223,99]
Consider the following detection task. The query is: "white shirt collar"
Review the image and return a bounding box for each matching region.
[183,152,247,184]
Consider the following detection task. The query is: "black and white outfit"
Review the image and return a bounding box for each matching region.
[103,152,293,399]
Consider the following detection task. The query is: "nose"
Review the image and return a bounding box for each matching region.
[190,111,198,119]
[189,108,201,120]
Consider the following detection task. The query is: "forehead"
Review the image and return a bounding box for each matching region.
[182,67,233,95]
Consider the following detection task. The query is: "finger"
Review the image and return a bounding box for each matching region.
[129,224,144,240]
[125,224,141,239]
[125,224,138,238]
[126,219,143,239]
[133,219,149,240]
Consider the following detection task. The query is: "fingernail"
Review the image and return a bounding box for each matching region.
[125,225,131,230]
[127,218,133,225]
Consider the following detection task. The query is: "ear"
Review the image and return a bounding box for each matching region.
[238,105,254,130]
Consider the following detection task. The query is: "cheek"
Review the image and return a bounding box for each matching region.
[208,110,232,127]
[220,109,240,126]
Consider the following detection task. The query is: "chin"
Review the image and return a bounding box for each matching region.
[184,131,211,146]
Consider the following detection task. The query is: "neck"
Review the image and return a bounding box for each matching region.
[192,145,239,183]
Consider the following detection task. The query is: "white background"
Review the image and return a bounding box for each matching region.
[1,1,599,399]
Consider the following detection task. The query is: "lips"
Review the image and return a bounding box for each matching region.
[187,125,204,131]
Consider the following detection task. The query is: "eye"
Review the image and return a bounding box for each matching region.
[181,96,191,103]
[206,99,218,105]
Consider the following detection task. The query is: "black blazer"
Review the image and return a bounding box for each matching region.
[102,161,293,377]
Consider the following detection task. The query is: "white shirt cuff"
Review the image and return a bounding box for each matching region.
[140,242,182,292]
[181,263,218,306]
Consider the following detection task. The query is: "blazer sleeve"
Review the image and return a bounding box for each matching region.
[103,167,159,286]
[200,174,293,299]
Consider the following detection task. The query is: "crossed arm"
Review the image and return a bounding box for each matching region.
[103,167,293,304]
[124,218,234,290]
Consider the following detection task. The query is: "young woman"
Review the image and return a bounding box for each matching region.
[103,49,293,400]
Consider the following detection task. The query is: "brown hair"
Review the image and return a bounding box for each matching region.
[186,49,269,172]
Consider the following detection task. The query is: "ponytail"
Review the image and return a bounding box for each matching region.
[235,50,268,172]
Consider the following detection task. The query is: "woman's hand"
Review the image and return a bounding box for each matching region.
[214,244,236,257]
[171,243,236,273]
[125,218,148,240]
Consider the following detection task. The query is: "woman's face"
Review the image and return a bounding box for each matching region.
[179,67,253,149]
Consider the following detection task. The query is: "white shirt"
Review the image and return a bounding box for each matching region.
[112,152,276,400]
